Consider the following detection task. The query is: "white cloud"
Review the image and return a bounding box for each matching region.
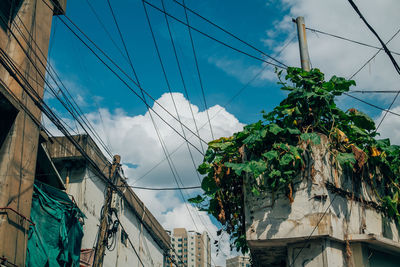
[46,92,244,264]
[261,0,400,103]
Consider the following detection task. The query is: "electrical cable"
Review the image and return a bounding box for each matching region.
[2,5,114,160]
[85,0,128,63]
[349,90,400,93]
[349,28,400,79]
[40,0,208,155]
[142,0,286,69]
[306,26,400,56]
[132,33,297,186]
[181,0,214,143]
[119,185,201,191]
[1,48,151,265]
[347,0,400,75]
[104,2,197,265]
[342,92,400,117]
[376,90,400,130]
[172,0,288,68]
[152,0,204,183]
[143,4,221,258]
[347,0,400,129]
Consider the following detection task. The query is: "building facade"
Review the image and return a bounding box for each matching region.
[226,255,251,267]
[166,228,211,267]
[0,0,67,265]
[44,134,172,266]
[245,135,400,266]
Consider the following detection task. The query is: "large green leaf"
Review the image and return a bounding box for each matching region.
[269,123,284,135]
[198,162,211,175]
[262,150,279,161]
[280,153,295,166]
[348,109,375,131]
[201,175,218,194]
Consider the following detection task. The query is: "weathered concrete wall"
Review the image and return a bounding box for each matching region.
[0,0,65,265]
[245,135,400,266]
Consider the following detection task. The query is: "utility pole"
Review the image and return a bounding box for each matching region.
[93,155,121,267]
[295,16,311,71]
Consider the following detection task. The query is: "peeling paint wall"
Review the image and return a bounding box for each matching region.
[244,135,400,266]
[67,168,164,267]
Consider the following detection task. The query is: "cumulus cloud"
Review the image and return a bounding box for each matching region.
[262,0,400,98]
[52,92,244,264]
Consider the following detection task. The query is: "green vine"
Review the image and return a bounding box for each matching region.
[189,67,400,254]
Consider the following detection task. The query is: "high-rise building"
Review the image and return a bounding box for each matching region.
[226,255,251,267]
[166,228,211,267]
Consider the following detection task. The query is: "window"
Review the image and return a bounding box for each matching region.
[178,238,182,241]
[178,244,182,247]
[0,0,21,31]
[120,230,128,246]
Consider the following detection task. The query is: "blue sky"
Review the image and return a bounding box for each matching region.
[47,0,292,124]
[45,0,400,264]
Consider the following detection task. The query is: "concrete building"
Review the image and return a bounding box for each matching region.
[166,228,211,267]
[226,255,250,267]
[0,0,67,265]
[244,135,400,266]
[45,134,172,266]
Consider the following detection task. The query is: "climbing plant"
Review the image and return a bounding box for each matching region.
[189,67,400,254]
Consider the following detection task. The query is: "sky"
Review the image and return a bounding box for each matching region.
[44,0,400,265]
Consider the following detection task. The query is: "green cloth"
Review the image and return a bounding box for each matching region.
[26,182,84,267]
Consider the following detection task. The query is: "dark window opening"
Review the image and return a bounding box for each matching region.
[0,91,18,150]
[0,0,22,31]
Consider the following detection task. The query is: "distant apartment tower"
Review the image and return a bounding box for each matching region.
[226,255,251,267]
[166,228,211,267]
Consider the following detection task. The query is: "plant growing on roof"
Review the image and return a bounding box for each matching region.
[189,67,400,254]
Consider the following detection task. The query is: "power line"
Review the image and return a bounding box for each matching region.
[118,185,201,191]
[347,0,400,129]
[142,0,286,69]
[142,4,221,259]
[157,0,204,184]
[132,33,296,186]
[0,9,114,161]
[349,28,400,79]
[104,2,199,265]
[181,0,215,141]
[343,92,400,117]
[2,2,114,159]
[85,0,128,63]
[172,0,288,68]
[0,47,160,267]
[42,0,209,154]
[349,90,400,93]
[54,14,206,155]
[306,27,400,56]
[376,91,400,130]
